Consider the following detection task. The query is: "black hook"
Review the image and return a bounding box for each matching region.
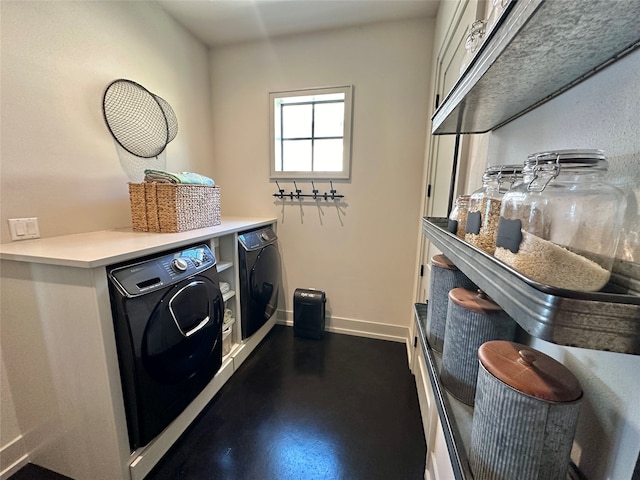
[330,180,337,200]
[275,181,285,199]
[273,180,343,200]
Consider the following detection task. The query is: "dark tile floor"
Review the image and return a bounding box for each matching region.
[11,325,426,480]
[7,464,72,480]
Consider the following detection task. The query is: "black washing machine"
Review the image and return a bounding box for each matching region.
[238,226,282,339]
[107,243,224,450]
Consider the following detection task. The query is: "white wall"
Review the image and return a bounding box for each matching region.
[0,1,212,475]
[0,361,24,477]
[209,18,434,339]
[483,49,640,480]
[0,0,214,244]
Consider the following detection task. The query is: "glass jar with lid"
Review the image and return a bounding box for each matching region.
[448,194,471,238]
[459,20,486,75]
[495,149,626,292]
[465,164,523,254]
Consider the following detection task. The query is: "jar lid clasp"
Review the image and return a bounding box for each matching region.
[527,153,561,192]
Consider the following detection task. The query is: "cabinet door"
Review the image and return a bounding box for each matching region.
[428,0,486,214]
[437,1,485,103]
[414,343,437,448]
[417,0,486,303]
[425,415,456,480]
[414,340,456,480]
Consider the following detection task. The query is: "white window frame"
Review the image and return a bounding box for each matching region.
[269,85,353,180]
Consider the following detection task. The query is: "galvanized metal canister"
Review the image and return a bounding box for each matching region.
[425,254,475,352]
[440,289,516,406]
[470,341,583,480]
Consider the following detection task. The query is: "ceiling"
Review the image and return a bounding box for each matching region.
[157,0,440,47]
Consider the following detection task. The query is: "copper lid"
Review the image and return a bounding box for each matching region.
[478,341,582,402]
[448,288,503,314]
[431,254,458,270]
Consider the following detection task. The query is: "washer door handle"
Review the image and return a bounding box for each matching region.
[183,315,210,337]
[169,281,211,337]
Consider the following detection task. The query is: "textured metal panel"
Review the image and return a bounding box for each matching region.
[422,217,640,355]
[433,0,640,134]
[425,260,476,352]
[470,364,581,480]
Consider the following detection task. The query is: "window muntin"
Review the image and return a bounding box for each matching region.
[270,86,353,180]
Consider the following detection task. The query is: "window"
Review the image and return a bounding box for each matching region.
[270,85,353,180]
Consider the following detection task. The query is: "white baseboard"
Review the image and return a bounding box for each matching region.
[276,309,409,343]
[0,435,28,480]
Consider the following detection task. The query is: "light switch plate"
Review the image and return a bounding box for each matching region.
[8,218,40,240]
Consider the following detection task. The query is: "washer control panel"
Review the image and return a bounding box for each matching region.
[238,227,277,252]
[109,244,216,298]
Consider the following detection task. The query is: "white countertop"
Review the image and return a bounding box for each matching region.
[0,216,276,268]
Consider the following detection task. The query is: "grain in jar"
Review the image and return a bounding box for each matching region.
[495,150,626,291]
[465,165,522,254]
[447,194,470,238]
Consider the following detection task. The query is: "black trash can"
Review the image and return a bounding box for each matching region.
[294,288,326,339]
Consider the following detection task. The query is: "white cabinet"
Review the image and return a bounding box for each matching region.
[417,0,486,304]
[413,330,456,480]
[413,334,437,450]
[425,417,456,480]
[0,218,276,480]
[412,304,477,480]
[212,235,239,359]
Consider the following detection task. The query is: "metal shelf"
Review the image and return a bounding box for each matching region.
[414,303,473,480]
[414,304,586,480]
[422,217,640,355]
[432,0,640,134]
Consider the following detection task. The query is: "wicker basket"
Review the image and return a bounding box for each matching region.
[128,182,221,233]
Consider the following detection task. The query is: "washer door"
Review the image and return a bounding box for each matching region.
[142,277,223,383]
[250,244,281,319]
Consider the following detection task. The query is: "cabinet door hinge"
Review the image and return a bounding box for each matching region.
[427,184,432,198]
[435,94,440,110]
[420,264,425,277]
[414,336,418,348]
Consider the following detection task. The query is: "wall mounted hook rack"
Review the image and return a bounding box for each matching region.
[273,180,345,200]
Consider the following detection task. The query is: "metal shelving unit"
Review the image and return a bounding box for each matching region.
[414,304,586,480]
[422,217,640,355]
[432,0,640,134]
